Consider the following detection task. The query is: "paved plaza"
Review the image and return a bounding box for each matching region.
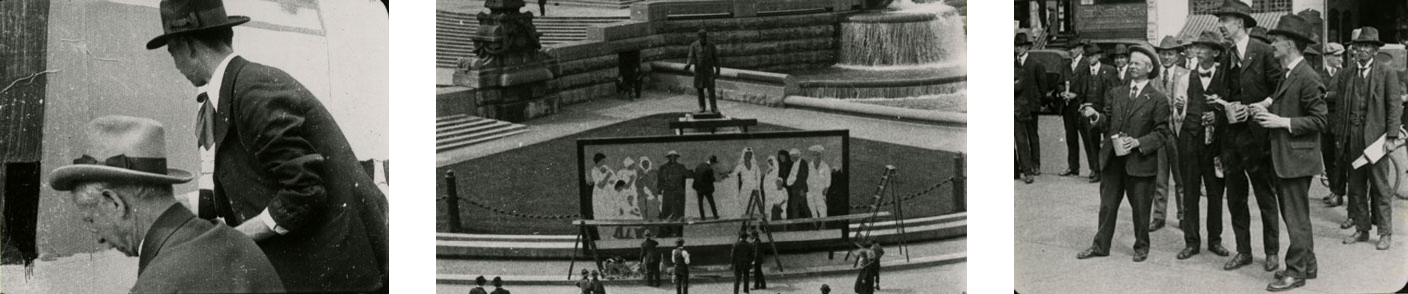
[437,261,965,294]
[1016,115,1408,293]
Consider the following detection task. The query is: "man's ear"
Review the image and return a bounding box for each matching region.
[99,189,129,218]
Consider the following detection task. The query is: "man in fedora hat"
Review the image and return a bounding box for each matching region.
[1255,14,1328,291]
[1076,45,1171,263]
[1326,26,1399,251]
[1177,30,1234,260]
[1054,39,1093,179]
[1212,0,1287,272]
[1152,36,1192,232]
[658,150,689,237]
[49,116,284,293]
[1015,32,1044,183]
[1074,42,1121,183]
[1113,44,1132,83]
[1319,42,1349,208]
[145,0,388,291]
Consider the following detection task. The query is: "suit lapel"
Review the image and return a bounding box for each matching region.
[138,205,198,275]
[1274,62,1304,100]
[215,57,246,149]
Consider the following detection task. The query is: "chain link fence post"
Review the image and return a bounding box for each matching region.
[445,170,463,233]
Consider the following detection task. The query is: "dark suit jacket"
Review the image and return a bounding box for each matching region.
[730,240,754,266]
[693,162,715,192]
[134,204,285,293]
[1268,61,1328,178]
[1185,65,1233,139]
[641,238,660,263]
[1227,39,1285,160]
[1080,63,1121,121]
[1016,56,1046,119]
[1057,56,1090,112]
[1327,60,1404,149]
[208,57,388,291]
[1097,82,1171,177]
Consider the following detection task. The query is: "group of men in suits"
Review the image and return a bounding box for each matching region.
[1018,0,1407,291]
[46,0,389,292]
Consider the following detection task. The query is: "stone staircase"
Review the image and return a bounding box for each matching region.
[436,114,528,152]
[436,10,630,69]
[550,0,647,9]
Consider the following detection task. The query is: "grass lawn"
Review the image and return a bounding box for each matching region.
[436,113,961,234]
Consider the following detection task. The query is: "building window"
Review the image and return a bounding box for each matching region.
[1191,0,1292,14]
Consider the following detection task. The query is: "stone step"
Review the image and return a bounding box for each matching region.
[437,114,470,124]
[436,119,522,140]
[437,124,529,152]
[436,116,495,131]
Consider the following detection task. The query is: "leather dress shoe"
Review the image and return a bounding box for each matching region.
[1208,243,1230,256]
[1223,253,1252,270]
[1274,269,1317,280]
[1032,169,1042,176]
[1266,276,1305,292]
[1176,247,1200,260]
[1344,231,1369,244]
[1132,251,1148,262]
[1324,196,1344,207]
[1378,235,1392,250]
[1264,254,1279,272]
[1340,218,1356,229]
[1059,169,1079,176]
[1023,174,1035,184]
[1089,174,1101,183]
[1149,219,1165,232]
[1076,247,1108,259]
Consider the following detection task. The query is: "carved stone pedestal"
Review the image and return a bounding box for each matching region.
[452,0,561,122]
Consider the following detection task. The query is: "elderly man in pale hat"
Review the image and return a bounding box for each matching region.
[1151,36,1192,232]
[146,0,388,291]
[1077,45,1172,263]
[1326,26,1400,251]
[1256,14,1328,291]
[49,116,284,293]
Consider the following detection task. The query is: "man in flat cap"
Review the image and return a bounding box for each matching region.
[1258,14,1328,291]
[146,0,388,291]
[1077,45,1171,263]
[1320,42,1348,209]
[1212,0,1286,272]
[1327,26,1399,251]
[50,116,284,293]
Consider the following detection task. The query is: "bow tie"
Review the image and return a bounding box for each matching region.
[1199,71,1212,78]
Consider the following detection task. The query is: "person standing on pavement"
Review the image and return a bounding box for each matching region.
[1152,35,1192,232]
[641,231,662,286]
[1328,26,1399,251]
[1078,42,1122,183]
[1256,15,1327,291]
[491,276,512,294]
[750,230,768,290]
[590,270,607,294]
[673,239,692,294]
[693,155,721,219]
[472,276,490,294]
[575,270,592,293]
[659,151,689,237]
[730,233,754,294]
[1015,32,1044,184]
[1210,0,1285,272]
[1320,42,1349,209]
[868,241,885,290]
[1057,39,1098,180]
[1177,30,1233,261]
[854,243,876,294]
[1076,46,1171,263]
[538,0,547,16]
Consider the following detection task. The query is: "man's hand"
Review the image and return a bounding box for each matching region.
[1205,94,1224,104]
[236,220,278,241]
[1255,112,1292,129]
[1387,137,1401,154]
[1062,92,1078,100]
[1122,137,1141,151]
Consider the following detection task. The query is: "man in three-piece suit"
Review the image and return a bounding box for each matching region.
[49,116,285,293]
[1328,27,1400,250]
[1211,0,1286,272]
[1075,43,1122,183]
[1015,32,1044,183]
[1056,40,1097,180]
[1177,30,1233,260]
[1076,46,1171,263]
[1151,36,1191,232]
[1255,15,1327,291]
[147,0,388,291]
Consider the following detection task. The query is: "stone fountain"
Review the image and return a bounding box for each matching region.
[453,0,560,122]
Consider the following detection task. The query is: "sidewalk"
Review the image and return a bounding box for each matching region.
[437,263,964,294]
[437,91,966,167]
[437,0,631,17]
[1016,115,1408,293]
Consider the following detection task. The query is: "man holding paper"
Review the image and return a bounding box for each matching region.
[1326,26,1400,250]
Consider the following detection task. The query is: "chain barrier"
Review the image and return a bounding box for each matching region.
[850,176,954,209]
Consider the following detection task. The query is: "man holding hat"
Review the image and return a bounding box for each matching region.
[146,0,389,291]
[1256,14,1328,291]
[1320,42,1348,208]
[1073,42,1122,183]
[49,116,284,293]
[658,150,690,237]
[1326,26,1399,251]
[1015,32,1044,183]
[1076,45,1172,263]
[1212,0,1286,272]
[1152,36,1192,232]
[1177,30,1234,260]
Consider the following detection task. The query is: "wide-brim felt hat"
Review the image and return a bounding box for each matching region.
[1129,46,1161,79]
[50,116,194,191]
[1350,26,1385,46]
[1267,14,1318,45]
[1191,30,1227,50]
[1083,42,1103,55]
[1154,36,1183,51]
[1112,44,1130,57]
[1015,32,1032,46]
[146,0,250,50]
[1211,0,1258,28]
[1249,27,1271,44]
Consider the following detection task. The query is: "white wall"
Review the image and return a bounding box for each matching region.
[1149,0,1189,43]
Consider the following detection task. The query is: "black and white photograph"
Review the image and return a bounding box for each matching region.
[433,0,968,293]
[0,0,389,292]
[1015,0,1408,292]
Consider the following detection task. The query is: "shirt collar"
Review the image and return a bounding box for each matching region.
[1285,56,1304,78]
[197,53,239,110]
[1234,33,1250,55]
[1017,53,1028,64]
[1130,79,1150,97]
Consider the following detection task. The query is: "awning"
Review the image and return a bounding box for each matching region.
[1177,12,1286,41]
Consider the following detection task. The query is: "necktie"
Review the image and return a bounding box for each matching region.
[1361,64,1371,78]
[1130,86,1139,99]
[1230,47,1242,69]
[195,92,216,149]
[1163,68,1171,87]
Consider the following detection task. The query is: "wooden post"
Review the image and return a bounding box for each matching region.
[953,153,966,212]
[567,225,583,280]
[444,170,463,233]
